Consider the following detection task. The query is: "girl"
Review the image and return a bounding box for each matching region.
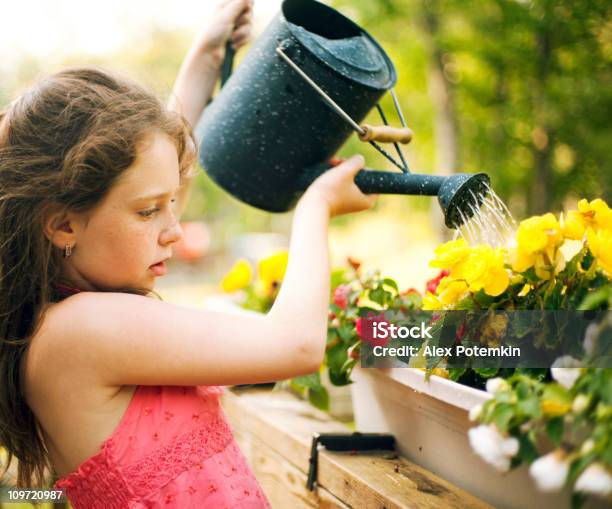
[0,0,376,507]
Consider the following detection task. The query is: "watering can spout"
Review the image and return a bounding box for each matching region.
[299,164,491,228]
[353,169,491,228]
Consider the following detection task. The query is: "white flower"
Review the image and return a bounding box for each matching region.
[551,356,583,389]
[486,377,509,394]
[468,424,519,472]
[572,394,590,414]
[574,463,612,498]
[469,403,483,422]
[580,439,595,455]
[582,323,598,356]
[528,451,569,492]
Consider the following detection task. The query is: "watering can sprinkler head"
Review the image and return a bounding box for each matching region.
[438,172,491,229]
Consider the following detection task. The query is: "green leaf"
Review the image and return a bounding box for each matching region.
[577,285,611,310]
[330,268,349,292]
[337,323,356,342]
[292,373,321,390]
[308,386,330,411]
[326,341,349,381]
[516,396,541,419]
[516,433,539,463]
[449,367,466,382]
[546,417,564,447]
[474,367,500,378]
[492,403,514,432]
[369,286,388,305]
[570,493,586,509]
[382,278,399,292]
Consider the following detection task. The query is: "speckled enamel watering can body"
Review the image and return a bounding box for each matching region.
[198,0,397,212]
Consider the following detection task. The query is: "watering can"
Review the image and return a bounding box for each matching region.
[198,0,489,228]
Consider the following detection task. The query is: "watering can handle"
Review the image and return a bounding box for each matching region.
[359,124,413,144]
[220,42,235,87]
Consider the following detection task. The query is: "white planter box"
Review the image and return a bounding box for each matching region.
[350,366,606,509]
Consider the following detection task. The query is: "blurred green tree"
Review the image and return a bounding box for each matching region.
[332,0,612,218]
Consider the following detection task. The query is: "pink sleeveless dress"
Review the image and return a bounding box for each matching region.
[53,384,272,508]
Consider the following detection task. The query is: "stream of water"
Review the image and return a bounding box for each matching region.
[452,182,518,248]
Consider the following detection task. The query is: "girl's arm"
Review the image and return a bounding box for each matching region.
[40,157,376,387]
[168,0,253,218]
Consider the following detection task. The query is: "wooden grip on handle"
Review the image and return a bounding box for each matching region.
[359,124,413,144]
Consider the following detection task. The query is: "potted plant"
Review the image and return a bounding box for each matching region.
[327,198,611,509]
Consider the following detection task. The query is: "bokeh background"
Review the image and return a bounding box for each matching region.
[1,0,611,304]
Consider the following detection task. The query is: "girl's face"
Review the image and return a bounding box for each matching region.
[62,131,183,291]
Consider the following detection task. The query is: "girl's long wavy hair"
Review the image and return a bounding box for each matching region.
[0,67,198,488]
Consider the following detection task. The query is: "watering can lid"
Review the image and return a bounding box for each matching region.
[286,22,397,90]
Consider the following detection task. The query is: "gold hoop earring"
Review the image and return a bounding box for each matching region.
[63,244,74,258]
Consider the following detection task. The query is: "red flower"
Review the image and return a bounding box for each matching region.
[401,287,421,296]
[333,284,351,310]
[425,269,450,294]
[347,256,362,272]
[356,312,390,348]
[456,321,466,343]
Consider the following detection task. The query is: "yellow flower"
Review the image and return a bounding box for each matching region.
[518,283,532,297]
[561,210,587,240]
[541,399,571,417]
[533,250,566,280]
[429,238,471,272]
[258,250,288,289]
[422,277,469,310]
[422,291,443,311]
[437,277,470,306]
[511,213,564,274]
[416,367,450,379]
[561,198,612,239]
[481,314,509,346]
[454,245,510,296]
[221,259,253,292]
[587,227,612,276]
[431,367,450,379]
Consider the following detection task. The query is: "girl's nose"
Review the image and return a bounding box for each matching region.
[160,218,183,246]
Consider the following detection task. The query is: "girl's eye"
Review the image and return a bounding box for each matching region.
[139,207,160,218]
[138,199,176,218]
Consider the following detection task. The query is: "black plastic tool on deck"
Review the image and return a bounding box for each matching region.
[306,432,396,491]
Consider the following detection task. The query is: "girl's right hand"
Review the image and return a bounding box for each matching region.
[301,155,378,218]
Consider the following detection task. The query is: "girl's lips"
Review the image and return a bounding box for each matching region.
[149,260,167,276]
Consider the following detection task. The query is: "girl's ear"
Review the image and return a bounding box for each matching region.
[42,205,77,250]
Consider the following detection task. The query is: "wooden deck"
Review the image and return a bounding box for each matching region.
[222,386,493,509]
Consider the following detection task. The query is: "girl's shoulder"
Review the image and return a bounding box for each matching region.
[26,292,116,387]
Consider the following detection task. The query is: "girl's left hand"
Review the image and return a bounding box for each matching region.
[190,0,254,65]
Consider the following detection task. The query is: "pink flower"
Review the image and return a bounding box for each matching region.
[333,284,351,309]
